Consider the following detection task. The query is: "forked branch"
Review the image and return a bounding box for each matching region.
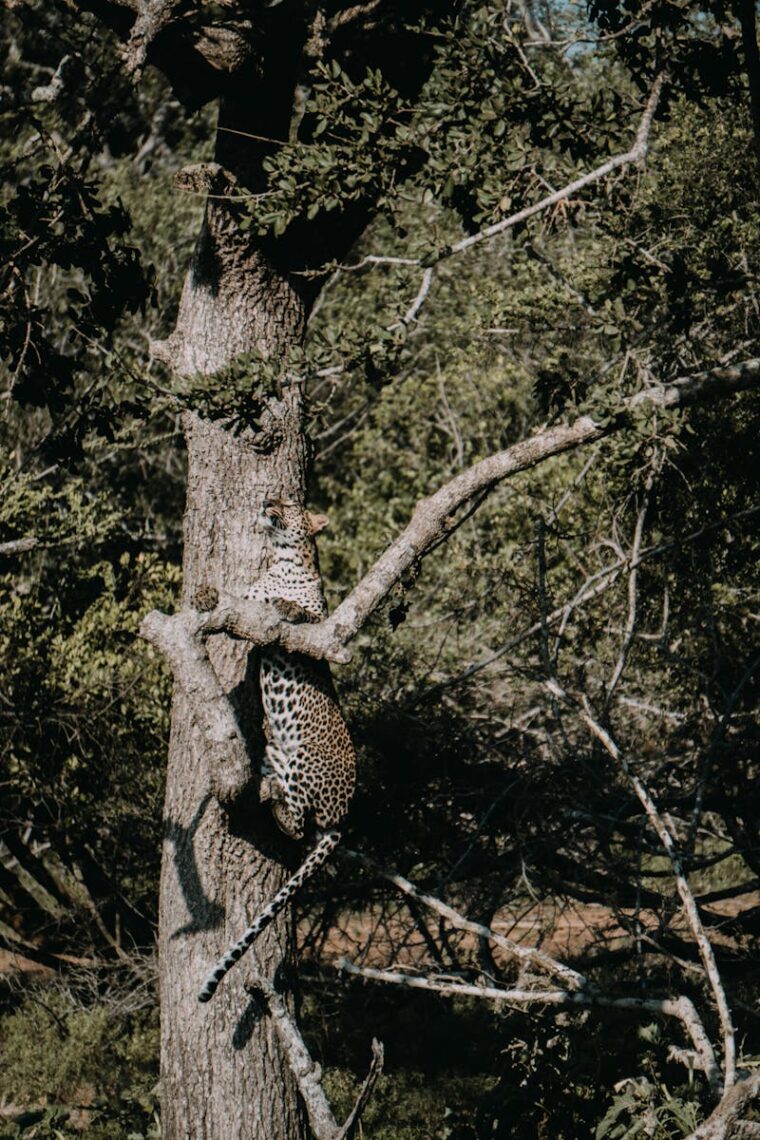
[143,359,760,673]
[249,973,383,1140]
[336,964,719,1091]
[344,847,585,990]
[547,681,737,1093]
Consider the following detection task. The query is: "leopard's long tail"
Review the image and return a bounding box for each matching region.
[198,829,341,1003]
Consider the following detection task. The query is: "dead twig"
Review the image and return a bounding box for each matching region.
[336,960,719,1089]
[547,683,737,1093]
[249,973,383,1140]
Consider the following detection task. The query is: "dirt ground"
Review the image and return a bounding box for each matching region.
[2,890,757,981]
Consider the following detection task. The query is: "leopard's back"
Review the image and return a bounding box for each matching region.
[248,500,356,839]
[261,648,355,830]
[198,499,357,1003]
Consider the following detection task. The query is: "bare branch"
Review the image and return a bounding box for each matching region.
[344,848,585,990]
[421,502,759,701]
[0,55,76,111]
[552,689,737,1092]
[339,958,570,1003]
[193,588,352,664]
[0,536,38,556]
[336,73,665,273]
[445,72,664,261]
[249,974,383,1140]
[684,1073,760,1140]
[336,960,720,1088]
[138,608,251,805]
[317,357,760,649]
[30,55,77,103]
[122,0,180,81]
[392,266,435,328]
[604,453,661,707]
[337,1038,385,1140]
[516,0,551,44]
[138,359,759,739]
[141,588,351,665]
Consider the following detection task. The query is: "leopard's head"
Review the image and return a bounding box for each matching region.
[260,500,328,550]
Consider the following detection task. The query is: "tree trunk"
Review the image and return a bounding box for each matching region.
[149,14,440,1126]
[157,119,312,1136]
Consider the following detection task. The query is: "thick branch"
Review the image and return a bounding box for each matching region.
[191,589,351,663]
[122,0,179,80]
[138,591,351,801]
[0,536,38,556]
[318,357,760,649]
[140,589,350,677]
[138,609,250,805]
[140,356,759,690]
[685,1073,760,1140]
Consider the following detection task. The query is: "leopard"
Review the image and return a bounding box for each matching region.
[198,498,356,1002]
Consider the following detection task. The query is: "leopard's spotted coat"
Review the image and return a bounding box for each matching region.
[199,500,355,1002]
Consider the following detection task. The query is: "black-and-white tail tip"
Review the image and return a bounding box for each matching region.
[198,830,341,1003]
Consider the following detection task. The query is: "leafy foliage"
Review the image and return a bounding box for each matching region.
[0,987,159,1139]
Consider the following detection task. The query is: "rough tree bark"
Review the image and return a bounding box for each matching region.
[154,114,312,1140]
[109,7,445,1133]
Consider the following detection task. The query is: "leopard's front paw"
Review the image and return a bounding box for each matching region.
[273,598,312,623]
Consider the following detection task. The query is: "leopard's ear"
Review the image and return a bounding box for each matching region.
[307,512,329,536]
